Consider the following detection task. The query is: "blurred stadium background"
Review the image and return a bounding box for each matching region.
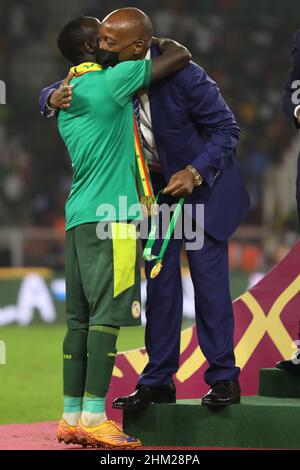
[0,0,300,424]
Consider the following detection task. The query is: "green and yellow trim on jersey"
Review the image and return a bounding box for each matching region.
[70,62,103,77]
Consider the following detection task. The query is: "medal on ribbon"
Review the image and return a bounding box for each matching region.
[143,191,185,279]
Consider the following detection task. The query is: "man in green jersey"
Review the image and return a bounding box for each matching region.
[53,16,190,448]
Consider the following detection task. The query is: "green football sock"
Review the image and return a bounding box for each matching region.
[81,395,106,426]
[63,396,82,425]
[85,325,119,397]
[83,395,106,413]
[63,328,88,397]
[63,396,82,413]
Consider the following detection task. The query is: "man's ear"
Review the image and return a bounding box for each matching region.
[134,40,145,54]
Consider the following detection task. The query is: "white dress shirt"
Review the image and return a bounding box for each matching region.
[138,50,162,172]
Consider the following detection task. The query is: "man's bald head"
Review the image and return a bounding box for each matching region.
[102,8,153,43]
[100,8,153,61]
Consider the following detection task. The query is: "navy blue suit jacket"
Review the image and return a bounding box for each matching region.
[39,47,250,241]
[283,30,300,129]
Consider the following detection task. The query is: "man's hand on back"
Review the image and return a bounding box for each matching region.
[48,71,74,110]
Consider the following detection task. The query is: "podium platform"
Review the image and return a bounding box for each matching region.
[123,369,300,449]
[259,368,300,398]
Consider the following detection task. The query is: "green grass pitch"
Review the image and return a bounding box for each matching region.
[0,272,247,425]
[0,324,148,425]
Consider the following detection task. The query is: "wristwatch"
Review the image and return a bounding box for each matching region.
[46,98,55,112]
[186,165,203,187]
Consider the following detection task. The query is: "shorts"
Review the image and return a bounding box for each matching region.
[65,222,141,329]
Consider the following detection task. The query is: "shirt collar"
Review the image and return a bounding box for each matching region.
[70,62,103,77]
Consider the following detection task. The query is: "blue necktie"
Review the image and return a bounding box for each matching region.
[132,95,162,172]
[133,95,141,130]
[132,95,152,153]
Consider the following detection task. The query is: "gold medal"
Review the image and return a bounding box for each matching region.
[150,262,163,279]
[140,196,158,216]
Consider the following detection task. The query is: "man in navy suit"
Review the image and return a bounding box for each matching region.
[279,30,300,372]
[39,8,251,406]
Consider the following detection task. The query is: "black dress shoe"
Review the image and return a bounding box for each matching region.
[113,382,176,410]
[201,380,241,407]
[276,351,300,372]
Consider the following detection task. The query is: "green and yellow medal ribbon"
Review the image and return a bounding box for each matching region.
[143,191,185,279]
[133,115,156,216]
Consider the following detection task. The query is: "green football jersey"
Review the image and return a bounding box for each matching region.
[57,59,152,230]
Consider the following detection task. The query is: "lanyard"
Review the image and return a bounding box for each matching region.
[143,191,185,278]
